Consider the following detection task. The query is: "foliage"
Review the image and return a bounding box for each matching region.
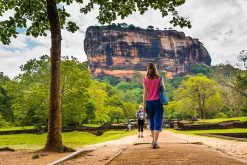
[3,56,142,126]
[165,101,191,119]
[215,112,229,118]
[238,50,247,69]
[0,113,9,127]
[220,86,247,117]
[0,72,10,84]
[211,64,247,97]
[0,75,13,122]
[83,102,96,124]
[236,72,247,90]
[6,56,50,126]
[175,75,223,119]
[102,75,120,86]
[147,25,154,31]
[121,88,143,103]
[60,57,91,125]
[190,64,211,75]
[5,56,92,126]
[1,59,246,127]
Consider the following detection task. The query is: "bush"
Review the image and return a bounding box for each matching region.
[190,64,211,75]
[98,114,111,124]
[215,112,228,118]
[0,114,9,127]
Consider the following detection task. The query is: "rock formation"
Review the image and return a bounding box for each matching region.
[84,25,211,78]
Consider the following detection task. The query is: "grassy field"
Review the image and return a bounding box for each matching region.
[0,130,137,150]
[0,126,34,131]
[171,128,247,135]
[82,123,102,127]
[194,117,247,124]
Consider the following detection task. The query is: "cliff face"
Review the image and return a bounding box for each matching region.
[84,26,211,78]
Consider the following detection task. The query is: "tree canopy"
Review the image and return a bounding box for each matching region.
[175,75,223,119]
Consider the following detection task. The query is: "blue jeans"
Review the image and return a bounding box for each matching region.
[146,99,164,131]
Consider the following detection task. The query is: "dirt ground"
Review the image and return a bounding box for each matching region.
[0,150,69,165]
[0,130,246,165]
[0,134,138,165]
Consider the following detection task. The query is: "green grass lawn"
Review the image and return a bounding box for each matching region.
[0,126,34,131]
[171,128,247,135]
[82,123,102,127]
[195,117,247,124]
[0,130,137,150]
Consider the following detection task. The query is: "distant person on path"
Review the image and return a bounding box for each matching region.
[127,118,131,131]
[136,105,145,138]
[143,62,166,149]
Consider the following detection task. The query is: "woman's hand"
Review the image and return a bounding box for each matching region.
[143,104,148,118]
[144,108,146,114]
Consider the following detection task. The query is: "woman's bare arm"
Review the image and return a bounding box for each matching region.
[161,78,166,91]
[143,83,147,113]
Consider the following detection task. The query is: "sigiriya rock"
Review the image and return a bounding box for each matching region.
[84,25,211,78]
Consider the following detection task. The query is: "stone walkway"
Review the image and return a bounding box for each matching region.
[109,131,246,165]
[56,130,247,165]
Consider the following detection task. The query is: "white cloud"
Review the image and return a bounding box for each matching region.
[176,0,247,66]
[1,0,247,78]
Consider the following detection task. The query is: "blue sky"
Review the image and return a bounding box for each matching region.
[0,0,247,78]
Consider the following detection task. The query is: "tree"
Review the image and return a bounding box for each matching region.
[190,64,211,75]
[211,64,247,97]
[102,75,120,86]
[123,102,137,119]
[0,86,13,122]
[0,113,9,127]
[84,102,96,124]
[0,0,190,152]
[6,56,91,127]
[0,74,13,123]
[87,80,109,121]
[237,50,247,96]
[238,50,247,69]
[128,24,136,30]
[107,106,124,123]
[0,73,10,84]
[147,25,154,31]
[119,23,128,28]
[176,75,223,119]
[221,86,247,117]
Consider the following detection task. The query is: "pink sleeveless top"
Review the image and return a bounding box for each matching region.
[143,77,160,101]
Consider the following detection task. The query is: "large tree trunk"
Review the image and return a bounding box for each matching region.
[199,108,204,119]
[44,0,63,151]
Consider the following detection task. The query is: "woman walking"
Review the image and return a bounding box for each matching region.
[143,62,166,149]
[136,105,145,138]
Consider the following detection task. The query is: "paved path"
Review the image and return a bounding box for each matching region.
[58,130,247,165]
[109,131,247,165]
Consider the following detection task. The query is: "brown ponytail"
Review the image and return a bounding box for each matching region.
[147,62,159,79]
